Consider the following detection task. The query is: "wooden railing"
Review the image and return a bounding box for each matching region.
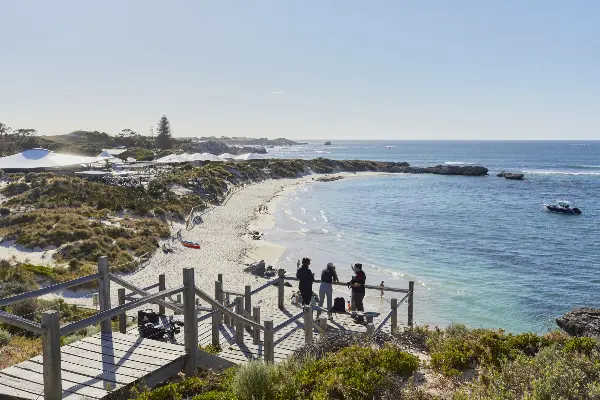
[0,257,198,400]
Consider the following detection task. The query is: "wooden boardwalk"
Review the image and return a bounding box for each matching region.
[197,307,394,364]
[0,261,412,399]
[0,332,186,399]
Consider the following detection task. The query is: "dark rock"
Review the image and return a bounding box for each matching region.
[556,308,600,338]
[394,165,488,176]
[285,282,292,287]
[244,260,266,276]
[497,171,524,180]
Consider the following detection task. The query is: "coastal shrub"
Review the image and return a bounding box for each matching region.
[563,336,597,355]
[2,182,29,196]
[231,359,276,400]
[0,329,12,346]
[0,207,10,216]
[426,324,560,376]
[199,344,222,354]
[457,345,600,400]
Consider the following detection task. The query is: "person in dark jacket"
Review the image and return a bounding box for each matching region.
[317,262,339,317]
[348,263,366,311]
[296,257,314,305]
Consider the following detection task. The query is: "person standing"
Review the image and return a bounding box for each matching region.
[380,281,385,297]
[317,262,339,317]
[296,258,314,305]
[349,263,366,311]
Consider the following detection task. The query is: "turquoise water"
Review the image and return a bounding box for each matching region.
[265,141,600,333]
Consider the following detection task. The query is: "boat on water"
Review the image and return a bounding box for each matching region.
[544,201,582,215]
[324,141,332,145]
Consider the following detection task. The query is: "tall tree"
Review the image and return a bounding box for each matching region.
[0,123,11,140]
[155,115,173,149]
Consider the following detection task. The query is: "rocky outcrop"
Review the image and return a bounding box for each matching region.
[396,165,488,176]
[315,176,344,182]
[556,308,600,337]
[497,171,524,180]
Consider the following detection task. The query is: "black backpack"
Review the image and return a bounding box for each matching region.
[332,297,345,313]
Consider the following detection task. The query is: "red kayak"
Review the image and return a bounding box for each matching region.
[181,240,201,249]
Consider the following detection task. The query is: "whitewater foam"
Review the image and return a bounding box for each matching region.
[444,161,475,165]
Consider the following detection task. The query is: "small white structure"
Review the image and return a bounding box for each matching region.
[189,153,223,162]
[155,154,189,164]
[234,153,267,161]
[0,148,98,170]
[218,153,237,161]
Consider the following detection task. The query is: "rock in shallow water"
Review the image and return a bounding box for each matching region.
[556,308,600,338]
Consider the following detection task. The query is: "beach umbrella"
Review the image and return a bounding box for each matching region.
[234,153,267,161]
[0,148,99,170]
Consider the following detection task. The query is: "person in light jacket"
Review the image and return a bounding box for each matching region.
[317,262,339,318]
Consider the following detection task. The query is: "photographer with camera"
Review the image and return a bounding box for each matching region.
[348,263,366,312]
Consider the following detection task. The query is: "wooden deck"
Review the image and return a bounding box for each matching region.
[196,307,394,364]
[0,332,186,400]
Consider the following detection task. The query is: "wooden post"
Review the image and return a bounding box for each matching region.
[98,256,112,333]
[158,274,166,314]
[408,281,414,327]
[277,269,285,309]
[183,268,198,376]
[211,304,220,347]
[215,281,223,324]
[252,306,261,345]
[224,293,231,325]
[318,317,327,333]
[244,285,251,314]
[218,273,223,287]
[264,320,274,363]
[118,288,127,334]
[175,294,182,315]
[366,323,374,335]
[235,297,244,344]
[41,311,61,400]
[390,298,398,334]
[303,304,313,343]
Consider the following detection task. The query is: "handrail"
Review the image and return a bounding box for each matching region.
[273,311,304,332]
[374,291,411,332]
[223,290,244,297]
[283,276,409,293]
[109,273,183,313]
[0,273,101,307]
[194,286,265,331]
[0,310,45,334]
[60,286,184,335]
[249,277,280,295]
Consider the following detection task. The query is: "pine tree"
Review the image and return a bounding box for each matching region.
[155,115,173,149]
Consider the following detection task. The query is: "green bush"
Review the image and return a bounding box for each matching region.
[0,328,12,346]
[564,337,597,355]
[459,345,600,400]
[231,360,276,400]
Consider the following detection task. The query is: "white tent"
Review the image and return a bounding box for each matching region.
[126,157,137,163]
[189,153,223,162]
[234,153,267,161]
[155,154,189,164]
[0,149,99,170]
[218,153,237,160]
[97,150,114,158]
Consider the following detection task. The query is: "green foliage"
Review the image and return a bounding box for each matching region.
[156,115,173,149]
[563,336,598,355]
[199,344,222,354]
[231,359,277,400]
[459,345,600,400]
[0,329,12,346]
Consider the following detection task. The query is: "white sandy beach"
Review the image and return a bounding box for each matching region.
[39,172,393,314]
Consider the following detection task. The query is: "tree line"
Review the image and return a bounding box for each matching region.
[0,115,174,156]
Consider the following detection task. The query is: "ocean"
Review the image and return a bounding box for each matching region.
[264,141,600,333]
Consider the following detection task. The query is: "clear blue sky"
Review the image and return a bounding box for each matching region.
[1,1,598,140]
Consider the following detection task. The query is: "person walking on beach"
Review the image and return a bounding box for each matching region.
[380,281,385,297]
[348,263,366,311]
[317,262,339,318]
[296,258,314,305]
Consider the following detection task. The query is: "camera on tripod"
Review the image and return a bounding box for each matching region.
[137,309,184,343]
